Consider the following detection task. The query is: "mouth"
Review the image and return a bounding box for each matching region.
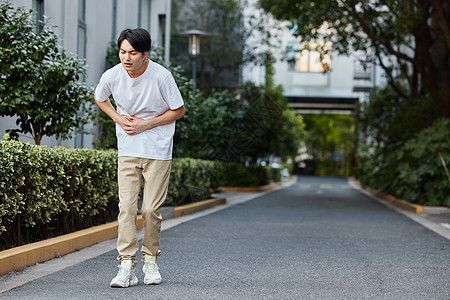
[124,63,132,67]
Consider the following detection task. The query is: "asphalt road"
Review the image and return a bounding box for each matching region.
[1,176,449,299]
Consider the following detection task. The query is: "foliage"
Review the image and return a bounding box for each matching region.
[396,119,450,206]
[356,119,450,207]
[0,136,118,249]
[355,85,439,146]
[0,3,92,145]
[302,114,355,176]
[259,0,450,117]
[166,158,217,206]
[355,82,448,206]
[236,81,304,163]
[173,89,244,159]
[93,41,120,150]
[174,53,304,162]
[216,162,274,187]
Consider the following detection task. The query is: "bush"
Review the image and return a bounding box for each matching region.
[217,162,273,187]
[0,137,118,249]
[395,119,450,206]
[166,158,217,206]
[356,119,450,206]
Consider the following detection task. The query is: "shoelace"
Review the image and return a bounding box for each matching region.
[117,265,131,277]
[144,262,159,274]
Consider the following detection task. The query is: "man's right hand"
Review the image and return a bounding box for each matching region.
[115,115,135,134]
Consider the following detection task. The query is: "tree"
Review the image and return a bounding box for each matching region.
[171,0,283,93]
[237,54,305,163]
[259,0,450,117]
[302,114,355,176]
[356,84,438,147]
[0,3,92,145]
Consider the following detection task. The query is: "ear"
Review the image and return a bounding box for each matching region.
[143,51,149,59]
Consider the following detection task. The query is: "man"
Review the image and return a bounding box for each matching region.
[95,28,185,288]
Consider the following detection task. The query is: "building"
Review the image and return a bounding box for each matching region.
[1,0,172,147]
[274,30,385,115]
[242,0,385,115]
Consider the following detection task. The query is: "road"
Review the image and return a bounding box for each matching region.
[1,176,449,299]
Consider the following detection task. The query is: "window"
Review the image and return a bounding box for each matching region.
[77,0,86,77]
[112,0,117,39]
[287,41,332,73]
[353,58,372,80]
[138,0,151,31]
[32,0,44,31]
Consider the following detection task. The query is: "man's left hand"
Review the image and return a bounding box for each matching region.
[122,116,151,136]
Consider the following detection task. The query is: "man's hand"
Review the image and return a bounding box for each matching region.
[120,116,148,136]
[116,106,185,136]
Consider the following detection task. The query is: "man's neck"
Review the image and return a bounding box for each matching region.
[127,59,148,78]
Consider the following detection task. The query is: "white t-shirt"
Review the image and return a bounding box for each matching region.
[95,59,184,160]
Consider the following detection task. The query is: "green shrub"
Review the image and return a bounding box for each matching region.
[395,119,450,206]
[356,119,450,206]
[166,158,217,206]
[217,162,272,187]
[0,137,118,249]
[282,162,294,175]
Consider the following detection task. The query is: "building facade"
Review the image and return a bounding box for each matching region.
[242,0,386,115]
[274,29,385,115]
[1,0,172,147]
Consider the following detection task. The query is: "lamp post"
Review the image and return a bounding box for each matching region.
[181,29,209,93]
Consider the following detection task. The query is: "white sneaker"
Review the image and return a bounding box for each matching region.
[110,259,139,288]
[143,255,162,285]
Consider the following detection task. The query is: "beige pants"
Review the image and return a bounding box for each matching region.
[116,156,171,261]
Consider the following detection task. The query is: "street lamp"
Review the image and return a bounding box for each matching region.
[181,29,209,92]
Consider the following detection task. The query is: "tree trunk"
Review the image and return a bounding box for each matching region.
[34,132,42,145]
[413,1,449,117]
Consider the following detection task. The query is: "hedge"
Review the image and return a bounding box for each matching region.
[0,138,280,250]
[214,162,277,187]
[0,138,118,250]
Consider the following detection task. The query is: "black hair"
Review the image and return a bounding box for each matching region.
[117,28,151,53]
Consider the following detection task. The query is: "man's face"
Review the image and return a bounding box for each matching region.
[119,39,147,74]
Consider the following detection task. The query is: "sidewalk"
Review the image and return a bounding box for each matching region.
[348,178,450,241]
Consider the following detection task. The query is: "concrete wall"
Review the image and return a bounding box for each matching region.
[2,0,171,148]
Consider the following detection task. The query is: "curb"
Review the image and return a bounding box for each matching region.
[350,177,424,213]
[220,181,285,193]
[174,197,226,217]
[0,197,226,276]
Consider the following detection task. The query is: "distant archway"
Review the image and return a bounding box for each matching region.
[287,96,358,115]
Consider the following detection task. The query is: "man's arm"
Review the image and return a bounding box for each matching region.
[124,106,185,136]
[95,95,134,132]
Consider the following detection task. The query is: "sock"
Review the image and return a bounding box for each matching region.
[144,255,157,263]
[121,259,133,268]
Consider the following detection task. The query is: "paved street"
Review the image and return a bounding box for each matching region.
[1,176,449,299]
